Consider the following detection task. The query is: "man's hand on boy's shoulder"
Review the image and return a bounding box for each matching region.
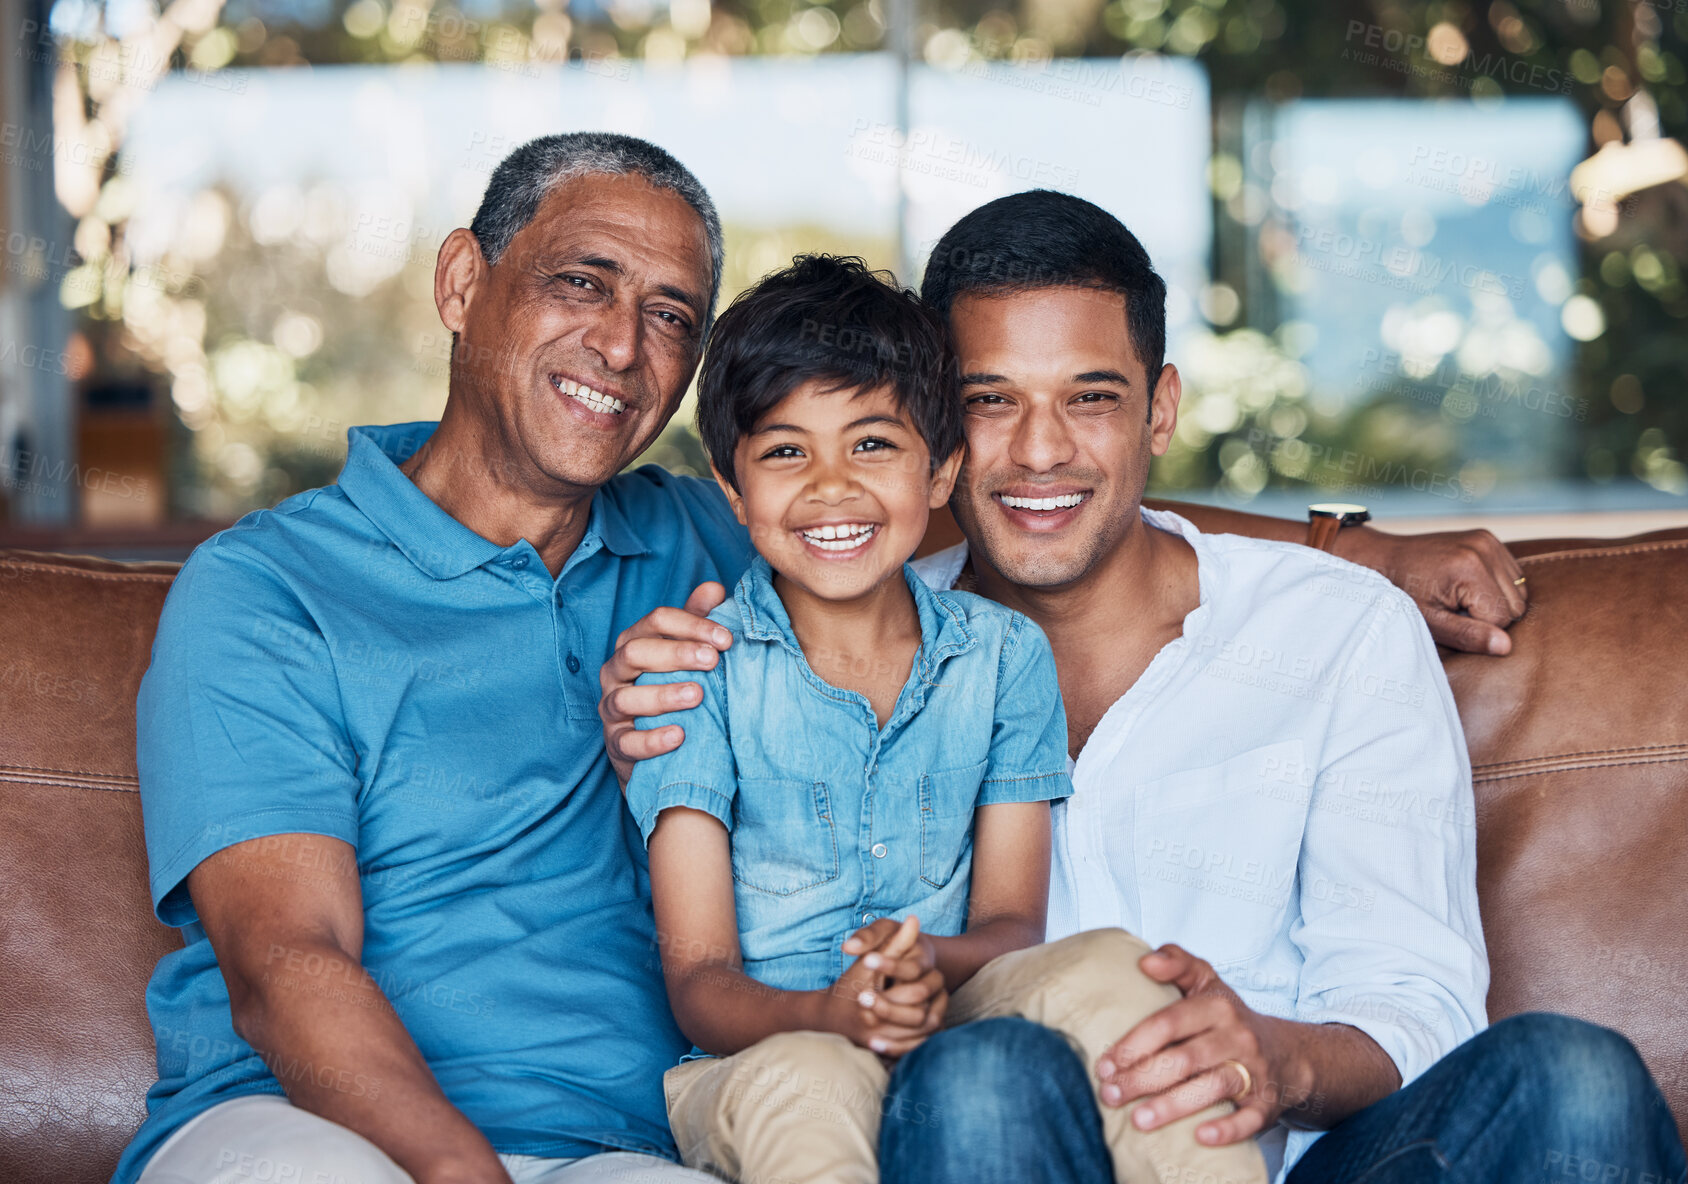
[598,582,734,788]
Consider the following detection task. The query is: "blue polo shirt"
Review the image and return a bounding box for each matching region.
[118,422,753,1183]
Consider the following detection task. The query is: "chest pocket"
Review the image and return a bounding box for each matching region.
[1131,740,1308,968]
[919,760,988,889]
[731,778,841,896]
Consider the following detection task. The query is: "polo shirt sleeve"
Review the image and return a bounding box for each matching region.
[979,612,1072,806]
[625,663,738,844]
[137,538,362,928]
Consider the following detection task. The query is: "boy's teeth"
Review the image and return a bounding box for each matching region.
[1000,492,1085,511]
[801,524,876,550]
[553,376,625,415]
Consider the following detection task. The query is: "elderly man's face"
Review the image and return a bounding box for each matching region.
[444,171,712,491]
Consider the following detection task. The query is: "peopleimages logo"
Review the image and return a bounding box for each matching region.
[1355,349,1590,423]
[1341,20,1571,93]
[846,119,1081,190]
[1296,226,1526,300]
[3,447,152,501]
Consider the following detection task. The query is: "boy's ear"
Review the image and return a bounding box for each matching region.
[927,445,965,509]
[710,462,747,525]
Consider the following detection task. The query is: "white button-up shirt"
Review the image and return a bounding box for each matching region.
[914,509,1488,1179]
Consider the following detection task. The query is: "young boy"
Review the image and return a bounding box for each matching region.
[623,255,1265,1184]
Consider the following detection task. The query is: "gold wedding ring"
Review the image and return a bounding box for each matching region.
[1222,1059,1253,1100]
[1513,576,1527,586]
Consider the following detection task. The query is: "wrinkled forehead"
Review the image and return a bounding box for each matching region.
[503,172,713,300]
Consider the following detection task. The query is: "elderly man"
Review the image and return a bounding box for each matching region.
[124,133,1527,1184]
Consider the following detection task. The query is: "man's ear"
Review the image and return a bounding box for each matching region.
[710,461,747,525]
[1148,363,1182,458]
[435,227,487,336]
[928,444,965,509]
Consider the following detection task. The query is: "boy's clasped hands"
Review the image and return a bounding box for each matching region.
[832,916,947,1059]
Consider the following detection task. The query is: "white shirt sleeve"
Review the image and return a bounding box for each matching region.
[1289,586,1490,1087]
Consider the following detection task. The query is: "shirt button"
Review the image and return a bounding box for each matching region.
[871,843,888,859]
[863,913,877,924]
[554,590,564,606]
[566,654,581,674]
[511,555,527,569]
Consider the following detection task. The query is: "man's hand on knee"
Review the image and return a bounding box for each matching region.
[1092,944,1306,1147]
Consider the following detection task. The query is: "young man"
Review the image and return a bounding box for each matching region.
[608,192,1687,1184]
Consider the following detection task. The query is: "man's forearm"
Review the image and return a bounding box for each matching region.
[1143,499,1305,544]
[1145,498,1383,564]
[1263,1016,1402,1131]
[231,938,508,1184]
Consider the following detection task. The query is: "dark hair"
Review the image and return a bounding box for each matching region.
[697,254,963,492]
[468,132,725,332]
[920,190,1167,395]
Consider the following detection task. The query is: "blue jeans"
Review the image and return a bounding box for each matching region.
[879,1016,1113,1184]
[880,1012,1685,1184]
[1289,1013,1686,1184]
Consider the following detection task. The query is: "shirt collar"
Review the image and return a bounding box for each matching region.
[589,482,652,559]
[734,553,977,676]
[335,422,649,581]
[1137,505,1220,619]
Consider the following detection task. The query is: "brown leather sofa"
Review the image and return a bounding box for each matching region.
[3,528,1686,1182]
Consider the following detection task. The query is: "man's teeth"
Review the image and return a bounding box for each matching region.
[1000,492,1086,511]
[801,523,877,551]
[553,376,625,415]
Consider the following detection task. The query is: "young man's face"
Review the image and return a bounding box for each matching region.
[947,285,1181,590]
[718,380,961,604]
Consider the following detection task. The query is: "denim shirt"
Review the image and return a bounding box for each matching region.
[627,554,1071,994]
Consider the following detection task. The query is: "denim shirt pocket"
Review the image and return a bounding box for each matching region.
[730,778,841,896]
[919,760,988,889]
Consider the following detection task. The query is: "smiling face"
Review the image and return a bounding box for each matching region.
[437,170,713,492]
[717,380,962,605]
[947,285,1182,590]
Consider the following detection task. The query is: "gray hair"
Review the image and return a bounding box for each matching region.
[468,132,725,332]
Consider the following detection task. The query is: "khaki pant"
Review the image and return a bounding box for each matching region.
[664,928,1268,1184]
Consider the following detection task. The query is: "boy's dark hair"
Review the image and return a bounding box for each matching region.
[920,190,1168,400]
[697,254,963,492]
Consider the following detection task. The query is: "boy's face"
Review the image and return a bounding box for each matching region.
[717,380,962,604]
[947,285,1181,590]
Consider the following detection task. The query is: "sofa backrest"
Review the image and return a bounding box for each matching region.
[1,551,183,1182]
[2,532,1685,1181]
[1443,530,1688,1132]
